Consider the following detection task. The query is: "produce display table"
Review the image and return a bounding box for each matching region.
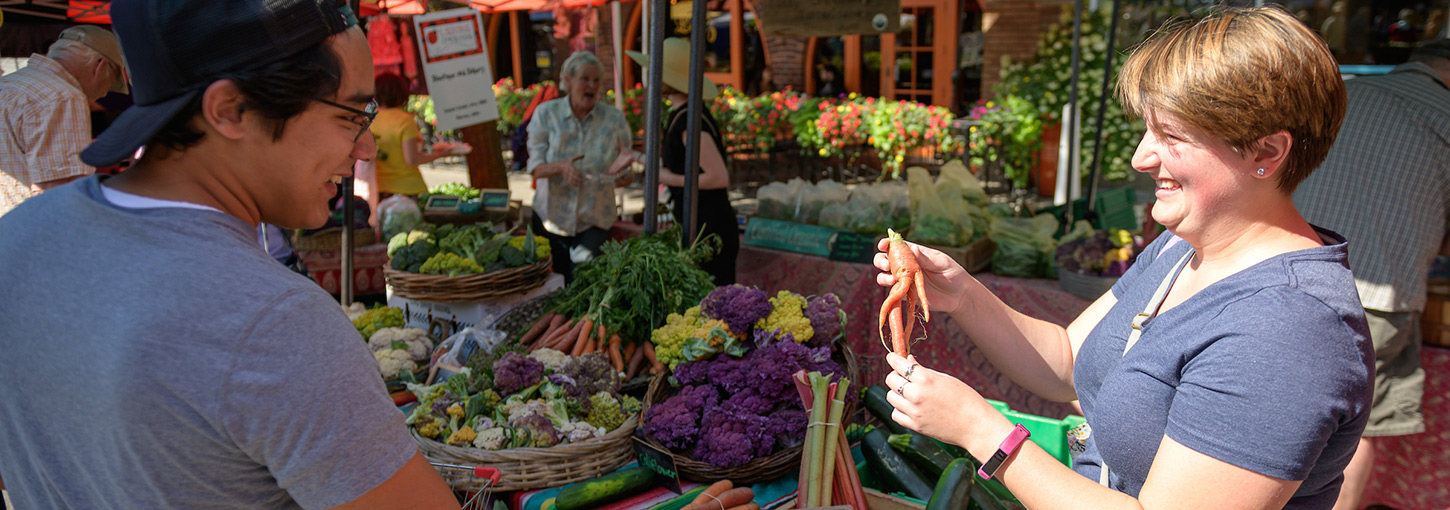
[737,244,1450,509]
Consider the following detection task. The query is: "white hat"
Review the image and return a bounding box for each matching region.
[626,37,718,101]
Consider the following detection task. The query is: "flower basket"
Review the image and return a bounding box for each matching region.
[410,415,638,492]
[1056,267,1118,302]
[636,341,859,484]
[384,256,552,302]
[292,227,377,252]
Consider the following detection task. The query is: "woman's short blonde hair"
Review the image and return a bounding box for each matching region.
[1118,7,1345,193]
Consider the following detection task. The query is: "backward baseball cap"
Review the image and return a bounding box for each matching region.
[81,0,357,167]
[57,25,129,94]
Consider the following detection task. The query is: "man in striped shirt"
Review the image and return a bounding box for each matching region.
[1294,39,1450,510]
[0,26,128,217]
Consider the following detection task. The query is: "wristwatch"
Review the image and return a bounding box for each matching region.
[978,424,1031,481]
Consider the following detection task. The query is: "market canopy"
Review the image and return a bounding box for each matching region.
[0,0,611,23]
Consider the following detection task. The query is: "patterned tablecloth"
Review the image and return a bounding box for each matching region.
[736,244,1450,509]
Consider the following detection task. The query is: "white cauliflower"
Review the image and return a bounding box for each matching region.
[343,302,367,321]
[472,427,509,450]
[374,348,417,377]
[528,348,570,371]
[368,327,431,361]
[558,421,604,443]
[505,400,553,425]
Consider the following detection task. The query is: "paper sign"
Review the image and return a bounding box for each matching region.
[633,438,683,494]
[414,8,499,131]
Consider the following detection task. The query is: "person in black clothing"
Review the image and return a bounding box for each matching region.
[624,38,739,285]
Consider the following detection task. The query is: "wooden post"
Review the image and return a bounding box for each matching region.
[461,122,508,190]
[510,11,524,83]
[844,35,861,93]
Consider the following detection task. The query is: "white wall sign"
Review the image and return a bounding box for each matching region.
[414,7,499,131]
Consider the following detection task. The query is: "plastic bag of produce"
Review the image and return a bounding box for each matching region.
[819,201,852,230]
[430,326,509,384]
[797,179,849,224]
[842,189,888,234]
[877,180,911,232]
[756,179,803,221]
[938,159,989,206]
[906,167,972,246]
[989,213,1060,278]
[379,194,423,241]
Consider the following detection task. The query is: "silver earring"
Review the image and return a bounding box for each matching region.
[1256,168,1266,176]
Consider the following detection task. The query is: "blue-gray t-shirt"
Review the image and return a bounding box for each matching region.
[1072,229,1372,508]
[0,177,418,509]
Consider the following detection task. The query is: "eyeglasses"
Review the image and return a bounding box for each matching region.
[315,98,378,142]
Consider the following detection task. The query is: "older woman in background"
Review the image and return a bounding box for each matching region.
[527,51,633,282]
[877,8,1371,509]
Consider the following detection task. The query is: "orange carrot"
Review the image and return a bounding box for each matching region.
[597,324,608,351]
[623,341,637,362]
[881,228,928,357]
[625,342,647,379]
[543,318,580,351]
[643,341,664,372]
[608,334,625,372]
[572,319,595,356]
[520,312,558,346]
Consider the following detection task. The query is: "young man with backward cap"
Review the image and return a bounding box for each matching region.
[0,1,462,508]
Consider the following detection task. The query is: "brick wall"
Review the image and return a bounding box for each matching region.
[765,36,808,91]
[981,0,1067,96]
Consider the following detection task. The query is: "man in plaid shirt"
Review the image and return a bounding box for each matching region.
[0,26,128,217]
[1294,39,1450,510]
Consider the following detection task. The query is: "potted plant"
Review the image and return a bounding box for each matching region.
[967,96,1043,194]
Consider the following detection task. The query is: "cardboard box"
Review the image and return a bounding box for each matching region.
[300,243,390,295]
[386,273,564,333]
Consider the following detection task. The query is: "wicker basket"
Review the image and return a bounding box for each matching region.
[293,227,377,252]
[385,256,552,302]
[411,415,639,492]
[637,341,859,484]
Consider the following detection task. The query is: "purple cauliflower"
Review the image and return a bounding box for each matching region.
[514,413,560,448]
[641,384,720,450]
[492,352,544,397]
[723,387,775,415]
[693,402,775,468]
[700,285,773,337]
[563,352,619,401]
[763,407,809,450]
[805,293,844,346]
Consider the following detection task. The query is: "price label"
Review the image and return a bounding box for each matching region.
[633,438,683,494]
[828,232,876,263]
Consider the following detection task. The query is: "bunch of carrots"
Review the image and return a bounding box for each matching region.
[519,311,665,379]
[683,480,756,510]
[880,228,928,357]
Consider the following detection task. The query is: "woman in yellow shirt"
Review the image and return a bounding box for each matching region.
[369,72,468,197]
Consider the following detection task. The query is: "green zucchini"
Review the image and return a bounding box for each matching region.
[862,428,935,501]
[927,459,976,510]
[888,432,959,480]
[645,486,706,510]
[864,385,909,435]
[555,466,658,510]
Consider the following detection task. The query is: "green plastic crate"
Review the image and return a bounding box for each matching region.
[1038,186,1139,235]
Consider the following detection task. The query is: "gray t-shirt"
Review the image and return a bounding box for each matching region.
[0,177,418,509]
[1072,230,1373,509]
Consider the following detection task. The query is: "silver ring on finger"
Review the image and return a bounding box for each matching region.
[896,381,906,395]
[904,363,918,380]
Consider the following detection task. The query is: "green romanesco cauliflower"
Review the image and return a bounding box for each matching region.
[446,425,477,446]
[354,306,405,339]
[620,394,641,415]
[419,252,484,277]
[650,309,702,369]
[416,417,446,439]
[584,391,626,431]
[756,290,813,343]
[472,427,509,450]
[507,235,551,259]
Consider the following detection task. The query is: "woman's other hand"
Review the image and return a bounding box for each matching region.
[883,353,1014,459]
[540,155,586,186]
[874,238,971,318]
[606,139,635,188]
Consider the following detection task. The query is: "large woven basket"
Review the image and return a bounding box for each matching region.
[293,227,377,252]
[385,256,552,302]
[637,341,859,484]
[411,415,639,492]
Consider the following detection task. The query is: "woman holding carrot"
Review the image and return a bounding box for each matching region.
[875,8,1372,509]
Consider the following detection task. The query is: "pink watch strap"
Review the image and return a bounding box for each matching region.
[978,423,1031,480]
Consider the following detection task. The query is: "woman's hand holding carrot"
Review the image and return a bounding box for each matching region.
[873,233,972,333]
